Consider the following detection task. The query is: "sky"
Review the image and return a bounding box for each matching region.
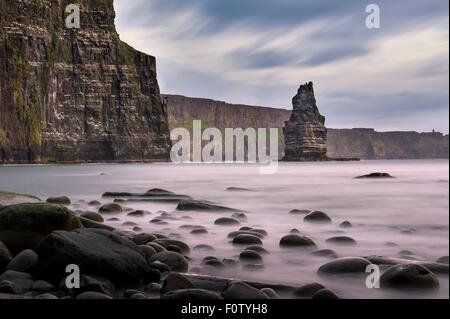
[114,0,449,133]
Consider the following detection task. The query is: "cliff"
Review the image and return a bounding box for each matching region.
[0,0,171,163]
[282,82,328,161]
[165,95,449,160]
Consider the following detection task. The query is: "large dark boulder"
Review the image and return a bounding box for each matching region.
[380,264,440,290]
[318,257,372,275]
[0,203,82,254]
[36,229,148,285]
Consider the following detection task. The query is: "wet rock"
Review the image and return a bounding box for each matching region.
[318,257,372,275]
[293,283,325,298]
[311,249,338,259]
[153,239,190,255]
[46,196,71,205]
[79,216,115,231]
[290,228,300,234]
[437,256,449,264]
[99,203,123,214]
[6,249,38,273]
[149,251,188,273]
[365,256,449,275]
[222,281,269,299]
[304,211,332,223]
[239,251,263,263]
[76,292,113,299]
[123,221,138,227]
[132,233,157,245]
[146,242,167,253]
[227,231,264,239]
[261,288,280,299]
[166,245,183,254]
[280,235,316,248]
[177,200,240,212]
[107,217,120,222]
[193,245,214,251]
[245,246,269,255]
[214,217,240,226]
[0,280,22,295]
[340,221,352,228]
[36,229,148,285]
[204,259,226,268]
[239,227,253,231]
[0,203,82,254]
[232,235,263,246]
[161,272,194,294]
[312,288,340,299]
[0,241,12,272]
[161,289,222,300]
[326,236,357,246]
[150,261,171,273]
[191,228,208,235]
[356,172,394,179]
[80,212,104,223]
[139,245,157,262]
[60,275,115,297]
[88,200,101,207]
[31,280,55,292]
[380,264,440,290]
[131,292,148,299]
[128,210,149,217]
[289,209,311,215]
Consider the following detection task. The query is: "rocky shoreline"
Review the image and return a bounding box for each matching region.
[0,186,448,300]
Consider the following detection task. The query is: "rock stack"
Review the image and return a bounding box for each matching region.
[283,82,328,161]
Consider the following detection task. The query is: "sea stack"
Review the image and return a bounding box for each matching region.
[283,82,328,161]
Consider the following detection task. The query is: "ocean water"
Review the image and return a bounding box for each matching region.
[0,160,448,299]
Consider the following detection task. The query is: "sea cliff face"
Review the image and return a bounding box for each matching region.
[0,0,171,163]
[165,95,449,160]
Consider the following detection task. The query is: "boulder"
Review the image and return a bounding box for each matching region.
[232,235,263,246]
[153,239,190,255]
[99,203,123,214]
[304,211,332,223]
[380,264,440,290]
[36,229,148,285]
[222,281,269,299]
[78,216,115,232]
[46,196,71,205]
[318,257,372,275]
[6,249,38,273]
[80,212,104,223]
[326,236,357,246]
[161,272,194,294]
[214,218,240,226]
[176,200,240,212]
[148,251,188,273]
[437,256,449,264]
[0,280,22,295]
[289,209,311,215]
[239,250,263,263]
[132,233,157,245]
[280,235,316,248]
[0,203,82,254]
[161,289,222,300]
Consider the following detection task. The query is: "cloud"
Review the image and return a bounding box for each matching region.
[114,0,449,133]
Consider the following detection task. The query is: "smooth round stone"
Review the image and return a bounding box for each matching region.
[46,196,71,205]
[32,280,55,292]
[232,213,248,220]
[326,236,357,246]
[99,203,122,214]
[80,212,104,223]
[88,200,101,206]
[122,221,137,226]
[251,229,268,236]
[245,246,268,254]
[128,210,148,217]
[107,217,120,222]
[161,272,194,294]
[227,231,264,239]
[204,259,226,268]
[293,283,325,298]
[0,280,22,295]
[232,235,263,246]
[399,250,415,256]
[318,257,372,275]
[261,288,280,299]
[312,288,340,299]
[223,258,238,268]
[166,245,183,254]
[202,256,220,264]
[190,228,208,235]
[6,249,38,273]
[193,244,214,251]
[340,221,352,228]
[139,245,157,260]
[289,229,300,234]
[311,249,338,259]
[304,211,332,224]
[131,293,148,299]
[239,250,263,263]
[35,293,59,299]
[279,235,316,248]
[153,239,190,254]
[239,227,253,231]
[146,242,166,253]
[214,217,240,226]
[380,264,440,290]
[76,292,113,299]
[132,233,157,245]
[289,209,311,215]
[149,252,189,272]
[437,256,449,264]
[150,261,171,273]
[133,227,143,232]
